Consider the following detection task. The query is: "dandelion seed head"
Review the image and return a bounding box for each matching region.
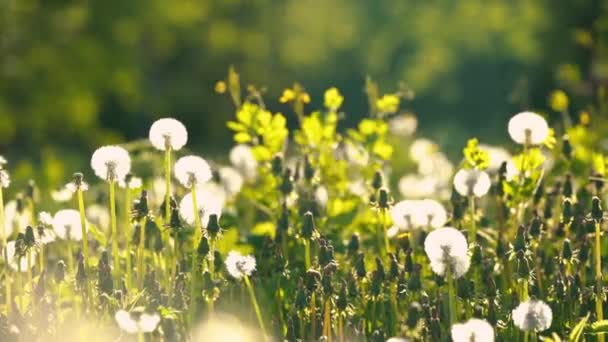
[391,199,447,230]
[315,186,329,209]
[149,117,188,151]
[388,114,417,137]
[512,300,552,332]
[508,111,549,145]
[178,190,223,228]
[386,338,410,342]
[0,170,10,188]
[38,211,54,226]
[410,138,437,162]
[91,145,131,182]
[453,169,491,197]
[3,200,25,237]
[0,156,6,165]
[225,251,256,279]
[119,176,143,190]
[65,180,89,193]
[191,314,261,341]
[53,209,87,241]
[424,227,470,278]
[51,187,73,202]
[451,318,495,342]
[230,144,258,181]
[174,155,212,188]
[139,313,161,333]
[217,166,244,198]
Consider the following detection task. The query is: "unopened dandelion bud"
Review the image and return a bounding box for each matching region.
[278,204,289,232]
[404,250,414,273]
[347,272,359,297]
[374,256,385,281]
[372,170,384,190]
[563,198,573,223]
[563,174,574,198]
[271,154,284,176]
[305,269,321,292]
[389,253,399,280]
[529,214,543,238]
[336,280,348,311]
[303,156,315,181]
[213,250,222,272]
[24,226,35,246]
[197,236,210,257]
[533,180,544,205]
[280,168,294,195]
[407,302,422,328]
[471,244,483,266]
[301,211,316,240]
[514,225,527,253]
[592,196,603,221]
[55,260,66,282]
[354,252,366,278]
[562,239,573,260]
[457,278,473,299]
[378,187,390,209]
[562,135,573,159]
[580,238,590,263]
[347,233,360,255]
[76,256,87,286]
[407,264,422,291]
[398,234,411,253]
[516,253,530,278]
[206,214,221,239]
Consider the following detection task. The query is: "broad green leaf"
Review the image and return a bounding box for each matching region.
[568,313,589,341]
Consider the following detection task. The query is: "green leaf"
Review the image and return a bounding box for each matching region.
[568,313,589,341]
[590,320,608,334]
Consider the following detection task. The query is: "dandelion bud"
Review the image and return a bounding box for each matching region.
[514,225,528,253]
[303,156,315,181]
[471,244,483,266]
[271,154,284,176]
[592,196,603,221]
[197,236,210,257]
[562,198,573,223]
[24,226,35,246]
[213,250,223,272]
[533,180,544,205]
[407,264,422,291]
[398,234,411,253]
[562,239,573,260]
[389,253,399,280]
[563,174,573,198]
[348,233,360,255]
[354,252,366,278]
[278,204,289,233]
[372,170,384,190]
[347,272,359,297]
[407,302,422,328]
[55,260,66,282]
[580,238,590,263]
[404,250,414,273]
[562,135,573,159]
[76,255,87,286]
[516,253,530,278]
[301,211,316,240]
[280,169,294,195]
[206,214,221,239]
[529,214,543,238]
[378,187,390,209]
[305,269,321,292]
[322,269,333,295]
[336,281,348,312]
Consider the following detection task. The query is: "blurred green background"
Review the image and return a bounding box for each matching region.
[0,0,604,189]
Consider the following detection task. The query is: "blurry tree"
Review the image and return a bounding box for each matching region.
[0,0,603,188]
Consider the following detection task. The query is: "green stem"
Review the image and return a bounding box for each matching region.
[381,209,390,255]
[311,291,317,340]
[137,216,148,288]
[189,185,202,323]
[596,220,605,342]
[208,238,216,316]
[137,332,144,342]
[164,147,172,223]
[447,267,457,325]
[0,187,10,315]
[304,240,311,270]
[109,179,120,284]
[124,188,132,289]
[244,275,268,341]
[469,196,476,244]
[76,189,89,267]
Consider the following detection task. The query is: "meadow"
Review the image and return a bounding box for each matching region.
[1,68,608,342]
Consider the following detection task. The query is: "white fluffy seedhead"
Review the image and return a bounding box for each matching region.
[91,145,131,182]
[508,111,549,145]
[149,117,188,151]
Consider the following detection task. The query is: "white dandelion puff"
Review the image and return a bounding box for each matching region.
[114,310,161,334]
[508,111,549,145]
[424,227,470,278]
[451,318,495,342]
[217,167,244,198]
[179,191,223,228]
[149,117,188,151]
[53,209,87,241]
[65,180,89,193]
[229,145,258,181]
[90,145,131,181]
[51,187,73,202]
[119,176,143,190]
[3,200,25,238]
[391,199,447,230]
[512,300,553,332]
[315,186,329,209]
[391,200,424,230]
[0,156,6,166]
[38,211,54,226]
[453,169,491,197]
[410,138,437,162]
[174,155,212,188]
[225,251,256,279]
[0,170,10,188]
[388,114,417,137]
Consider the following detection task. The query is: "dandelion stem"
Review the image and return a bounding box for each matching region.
[189,185,202,323]
[311,290,317,340]
[323,299,331,341]
[137,332,144,342]
[109,179,120,284]
[595,220,605,342]
[164,146,172,223]
[469,196,476,244]
[446,267,457,325]
[207,238,216,316]
[304,240,311,270]
[338,313,344,342]
[244,275,268,341]
[137,216,147,289]
[0,186,10,315]
[124,187,132,289]
[76,189,89,269]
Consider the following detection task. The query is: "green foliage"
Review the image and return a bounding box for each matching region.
[462,138,490,170]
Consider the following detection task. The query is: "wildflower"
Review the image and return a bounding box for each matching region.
[512,299,553,332]
[53,209,87,241]
[424,227,470,278]
[65,173,89,193]
[148,117,188,151]
[388,114,417,137]
[178,191,222,228]
[453,169,491,197]
[174,155,212,188]
[119,174,143,189]
[451,318,495,342]
[376,94,400,113]
[549,90,569,112]
[230,145,258,181]
[0,170,10,188]
[90,145,131,181]
[114,310,161,334]
[225,251,256,279]
[324,87,344,112]
[508,111,549,145]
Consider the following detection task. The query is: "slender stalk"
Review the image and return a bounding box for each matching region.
[595,220,605,342]
[137,216,148,288]
[189,185,202,323]
[0,186,10,315]
[338,313,344,342]
[446,267,457,325]
[137,332,144,342]
[109,179,120,283]
[244,275,268,341]
[208,238,216,315]
[304,240,311,270]
[124,187,132,289]
[323,299,332,341]
[76,189,89,268]
[164,146,172,223]
[38,247,44,273]
[469,196,476,244]
[381,209,390,255]
[311,291,317,340]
